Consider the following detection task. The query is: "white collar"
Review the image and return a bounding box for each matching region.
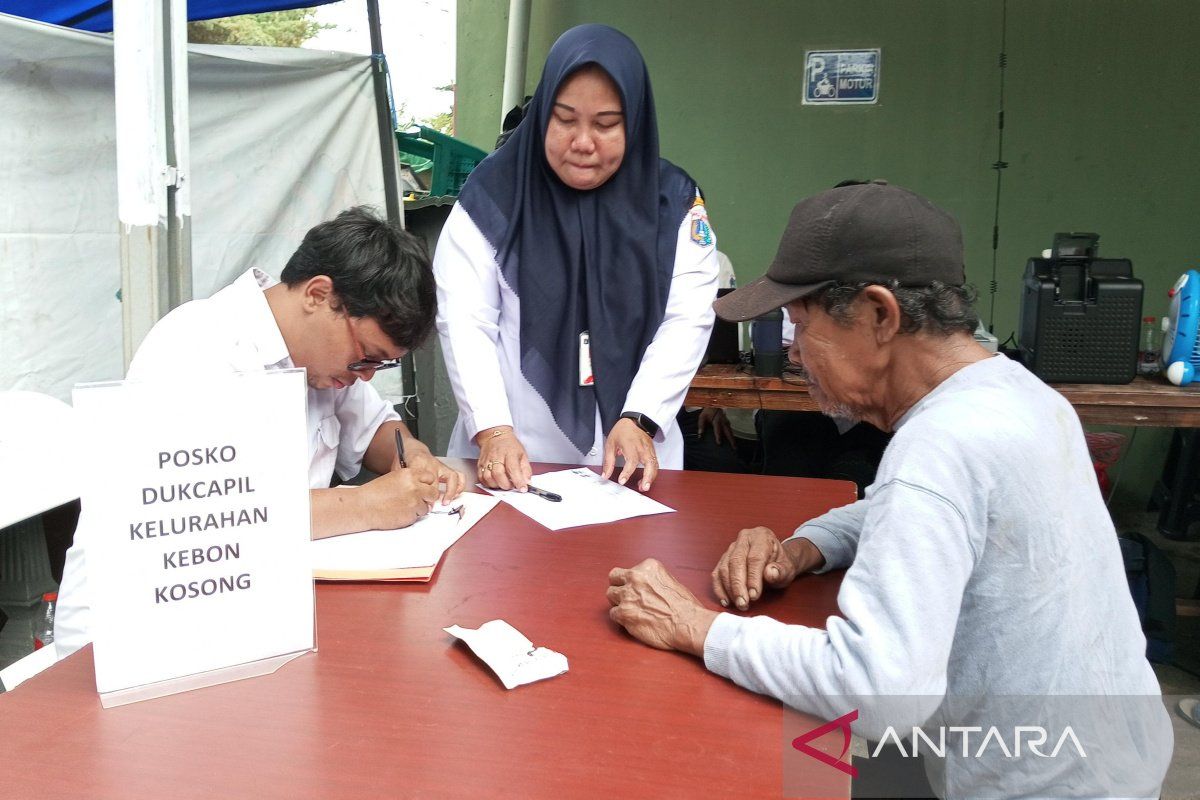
[235,268,291,369]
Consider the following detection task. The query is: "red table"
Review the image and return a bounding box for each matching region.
[0,466,855,798]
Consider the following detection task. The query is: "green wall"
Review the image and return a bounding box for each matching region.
[456,0,1200,511]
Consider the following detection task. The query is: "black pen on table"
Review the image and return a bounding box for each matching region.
[525,483,562,502]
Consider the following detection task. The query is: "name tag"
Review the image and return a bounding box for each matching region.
[579,332,594,386]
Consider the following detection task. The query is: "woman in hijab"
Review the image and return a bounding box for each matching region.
[434,24,718,493]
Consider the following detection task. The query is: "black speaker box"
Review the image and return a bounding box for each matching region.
[1018,252,1142,384]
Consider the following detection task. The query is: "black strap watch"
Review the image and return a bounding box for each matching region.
[619,411,659,437]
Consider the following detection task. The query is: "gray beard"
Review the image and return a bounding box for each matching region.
[807,376,861,425]
[823,405,861,427]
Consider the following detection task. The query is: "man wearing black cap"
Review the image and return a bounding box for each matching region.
[607,182,1171,797]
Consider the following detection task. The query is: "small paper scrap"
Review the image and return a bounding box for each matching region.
[443,620,568,690]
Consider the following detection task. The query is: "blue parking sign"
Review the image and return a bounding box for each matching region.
[804,49,880,105]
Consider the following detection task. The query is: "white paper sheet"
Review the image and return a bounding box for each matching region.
[0,643,59,692]
[310,491,499,571]
[0,392,81,528]
[76,371,315,697]
[482,468,675,531]
[443,620,568,690]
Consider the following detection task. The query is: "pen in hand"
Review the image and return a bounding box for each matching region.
[394,428,437,512]
[394,428,408,469]
[526,483,562,503]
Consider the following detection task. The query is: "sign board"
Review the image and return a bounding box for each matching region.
[803,49,881,105]
[72,369,314,706]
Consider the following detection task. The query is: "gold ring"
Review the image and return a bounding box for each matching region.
[486,460,503,469]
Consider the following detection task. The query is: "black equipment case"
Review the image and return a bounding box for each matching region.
[1018,233,1143,384]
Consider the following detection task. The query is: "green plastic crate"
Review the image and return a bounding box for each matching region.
[395,125,487,197]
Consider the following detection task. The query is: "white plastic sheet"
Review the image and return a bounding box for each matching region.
[0,13,390,401]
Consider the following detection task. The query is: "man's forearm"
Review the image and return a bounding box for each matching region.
[363,420,421,475]
[785,537,827,573]
[678,606,720,658]
[310,487,373,539]
[689,540,820,657]
[785,499,868,572]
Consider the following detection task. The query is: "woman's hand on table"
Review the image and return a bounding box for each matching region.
[475,426,532,491]
[601,418,658,491]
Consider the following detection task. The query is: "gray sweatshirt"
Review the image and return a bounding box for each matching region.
[703,355,1172,798]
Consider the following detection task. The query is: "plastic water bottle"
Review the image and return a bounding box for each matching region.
[33,591,56,650]
[1138,317,1161,376]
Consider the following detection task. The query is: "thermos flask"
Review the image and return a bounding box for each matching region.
[751,309,785,377]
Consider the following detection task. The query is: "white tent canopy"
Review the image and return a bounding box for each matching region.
[0,13,395,402]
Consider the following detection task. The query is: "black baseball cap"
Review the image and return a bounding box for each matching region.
[713,181,965,321]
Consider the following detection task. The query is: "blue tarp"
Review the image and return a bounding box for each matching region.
[0,1,339,33]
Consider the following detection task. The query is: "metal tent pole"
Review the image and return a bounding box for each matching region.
[366,0,404,229]
[366,0,418,435]
[114,0,192,369]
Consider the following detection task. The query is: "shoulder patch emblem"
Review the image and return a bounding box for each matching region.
[688,196,713,247]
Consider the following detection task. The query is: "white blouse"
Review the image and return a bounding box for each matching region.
[433,202,719,467]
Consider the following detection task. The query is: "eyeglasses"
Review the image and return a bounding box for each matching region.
[342,312,404,373]
[348,356,404,373]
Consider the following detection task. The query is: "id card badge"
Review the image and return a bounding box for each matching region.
[579,331,594,386]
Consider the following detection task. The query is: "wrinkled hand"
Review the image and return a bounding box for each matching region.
[475,426,532,491]
[697,407,735,448]
[601,418,658,491]
[607,558,717,656]
[400,441,466,504]
[712,528,824,611]
[360,465,440,529]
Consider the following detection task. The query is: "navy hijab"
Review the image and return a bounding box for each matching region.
[457,24,698,456]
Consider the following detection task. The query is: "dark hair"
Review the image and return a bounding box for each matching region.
[281,206,436,350]
[812,279,979,335]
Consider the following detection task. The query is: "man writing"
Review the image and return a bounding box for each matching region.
[57,206,465,655]
[607,182,1171,797]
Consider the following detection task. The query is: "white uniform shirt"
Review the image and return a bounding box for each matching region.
[434,203,718,466]
[54,268,399,656]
